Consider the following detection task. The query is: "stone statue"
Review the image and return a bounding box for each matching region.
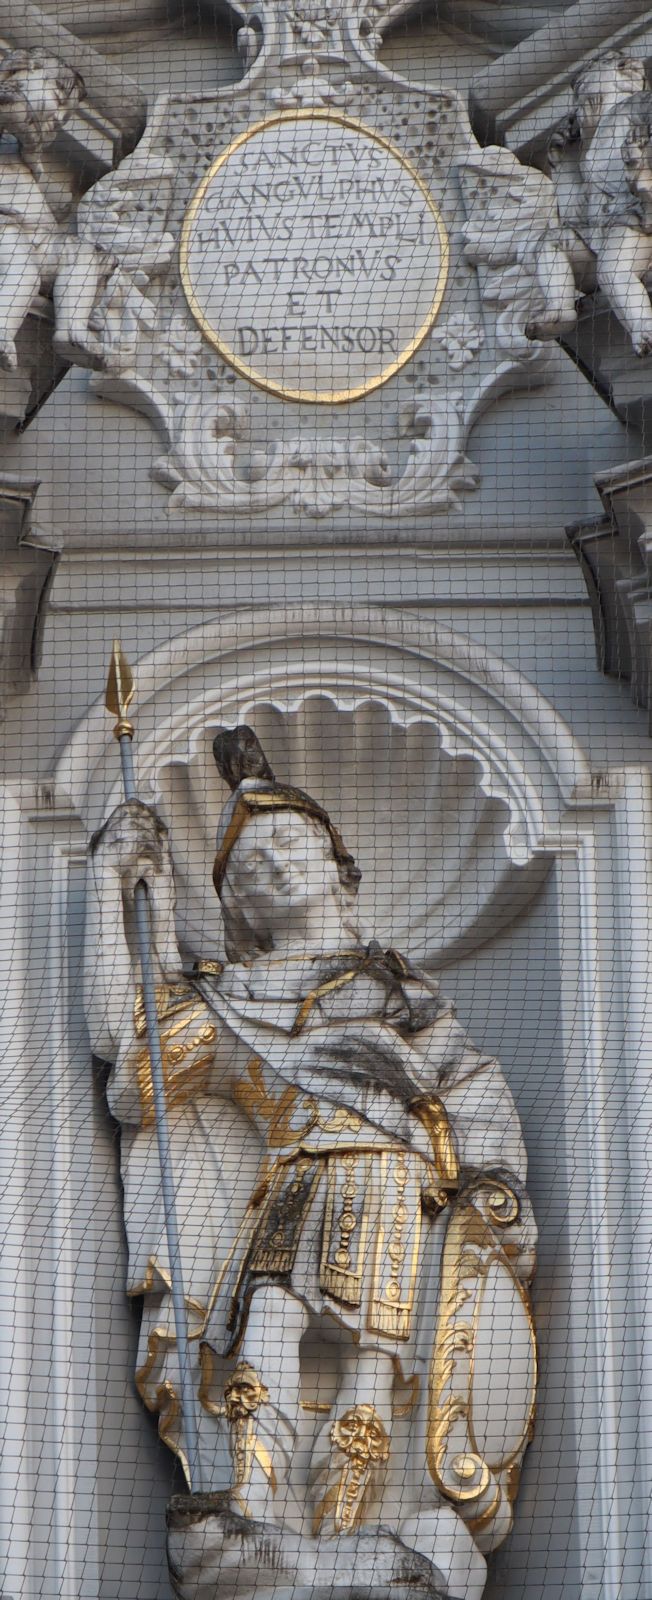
[84,728,537,1600]
[73,134,175,372]
[0,46,174,374]
[547,52,652,355]
[461,52,652,358]
[458,143,577,350]
[0,47,100,370]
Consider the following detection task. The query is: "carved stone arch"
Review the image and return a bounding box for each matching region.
[57,606,592,966]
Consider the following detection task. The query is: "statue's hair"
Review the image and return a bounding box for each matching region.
[572,50,648,101]
[218,809,366,963]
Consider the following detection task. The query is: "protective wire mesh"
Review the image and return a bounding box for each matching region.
[0,6,651,1600]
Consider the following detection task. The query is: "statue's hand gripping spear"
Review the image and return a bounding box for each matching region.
[105,641,201,1492]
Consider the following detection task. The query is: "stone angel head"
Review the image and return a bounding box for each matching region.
[572,51,648,135]
[0,47,86,177]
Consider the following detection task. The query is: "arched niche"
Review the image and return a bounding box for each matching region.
[57,606,592,966]
[9,605,641,1600]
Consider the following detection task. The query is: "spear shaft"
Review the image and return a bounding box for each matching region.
[106,642,201,1492]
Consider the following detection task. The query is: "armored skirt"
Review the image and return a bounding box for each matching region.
[221,1141,446,1355]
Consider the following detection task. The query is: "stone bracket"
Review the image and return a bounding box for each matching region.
[567,455,652,728]
[0,475,58,703]
[559,295,652,431]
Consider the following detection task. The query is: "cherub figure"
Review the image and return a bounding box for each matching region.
[0,45,84,182]
[0,46,105,370]
[0,46,175,375]
[458,145,579,350]
[548,51,652,355]
[460,52,652,358]
[75,145,175,369]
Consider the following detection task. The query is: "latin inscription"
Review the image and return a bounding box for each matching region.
[181,112,448,403]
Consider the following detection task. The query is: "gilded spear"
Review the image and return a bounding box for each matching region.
[106,640,201,1491]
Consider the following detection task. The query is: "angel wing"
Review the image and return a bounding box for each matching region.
[458,145,560,271]
[77,104,175,277]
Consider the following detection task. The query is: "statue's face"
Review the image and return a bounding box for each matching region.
[575,55,647,121]
[23,66,67,119]
[223,1363,269,1423]
[1,62,75,145]
[225,810,334,926]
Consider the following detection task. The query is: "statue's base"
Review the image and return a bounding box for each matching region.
[166,1494,463,1600]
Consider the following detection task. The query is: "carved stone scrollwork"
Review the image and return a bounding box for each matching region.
[137,349,480,519]
[10,9,652,496]
[427,1184,536,1554]
[57,6,556,524]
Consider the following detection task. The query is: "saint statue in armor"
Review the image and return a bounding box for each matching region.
[84,726,537,1600]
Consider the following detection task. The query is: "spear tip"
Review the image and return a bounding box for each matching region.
[106,639,135,735]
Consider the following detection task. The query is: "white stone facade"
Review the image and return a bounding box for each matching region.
[2,3,652,1600]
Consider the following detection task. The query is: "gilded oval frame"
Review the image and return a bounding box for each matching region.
[179,107,450,406]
